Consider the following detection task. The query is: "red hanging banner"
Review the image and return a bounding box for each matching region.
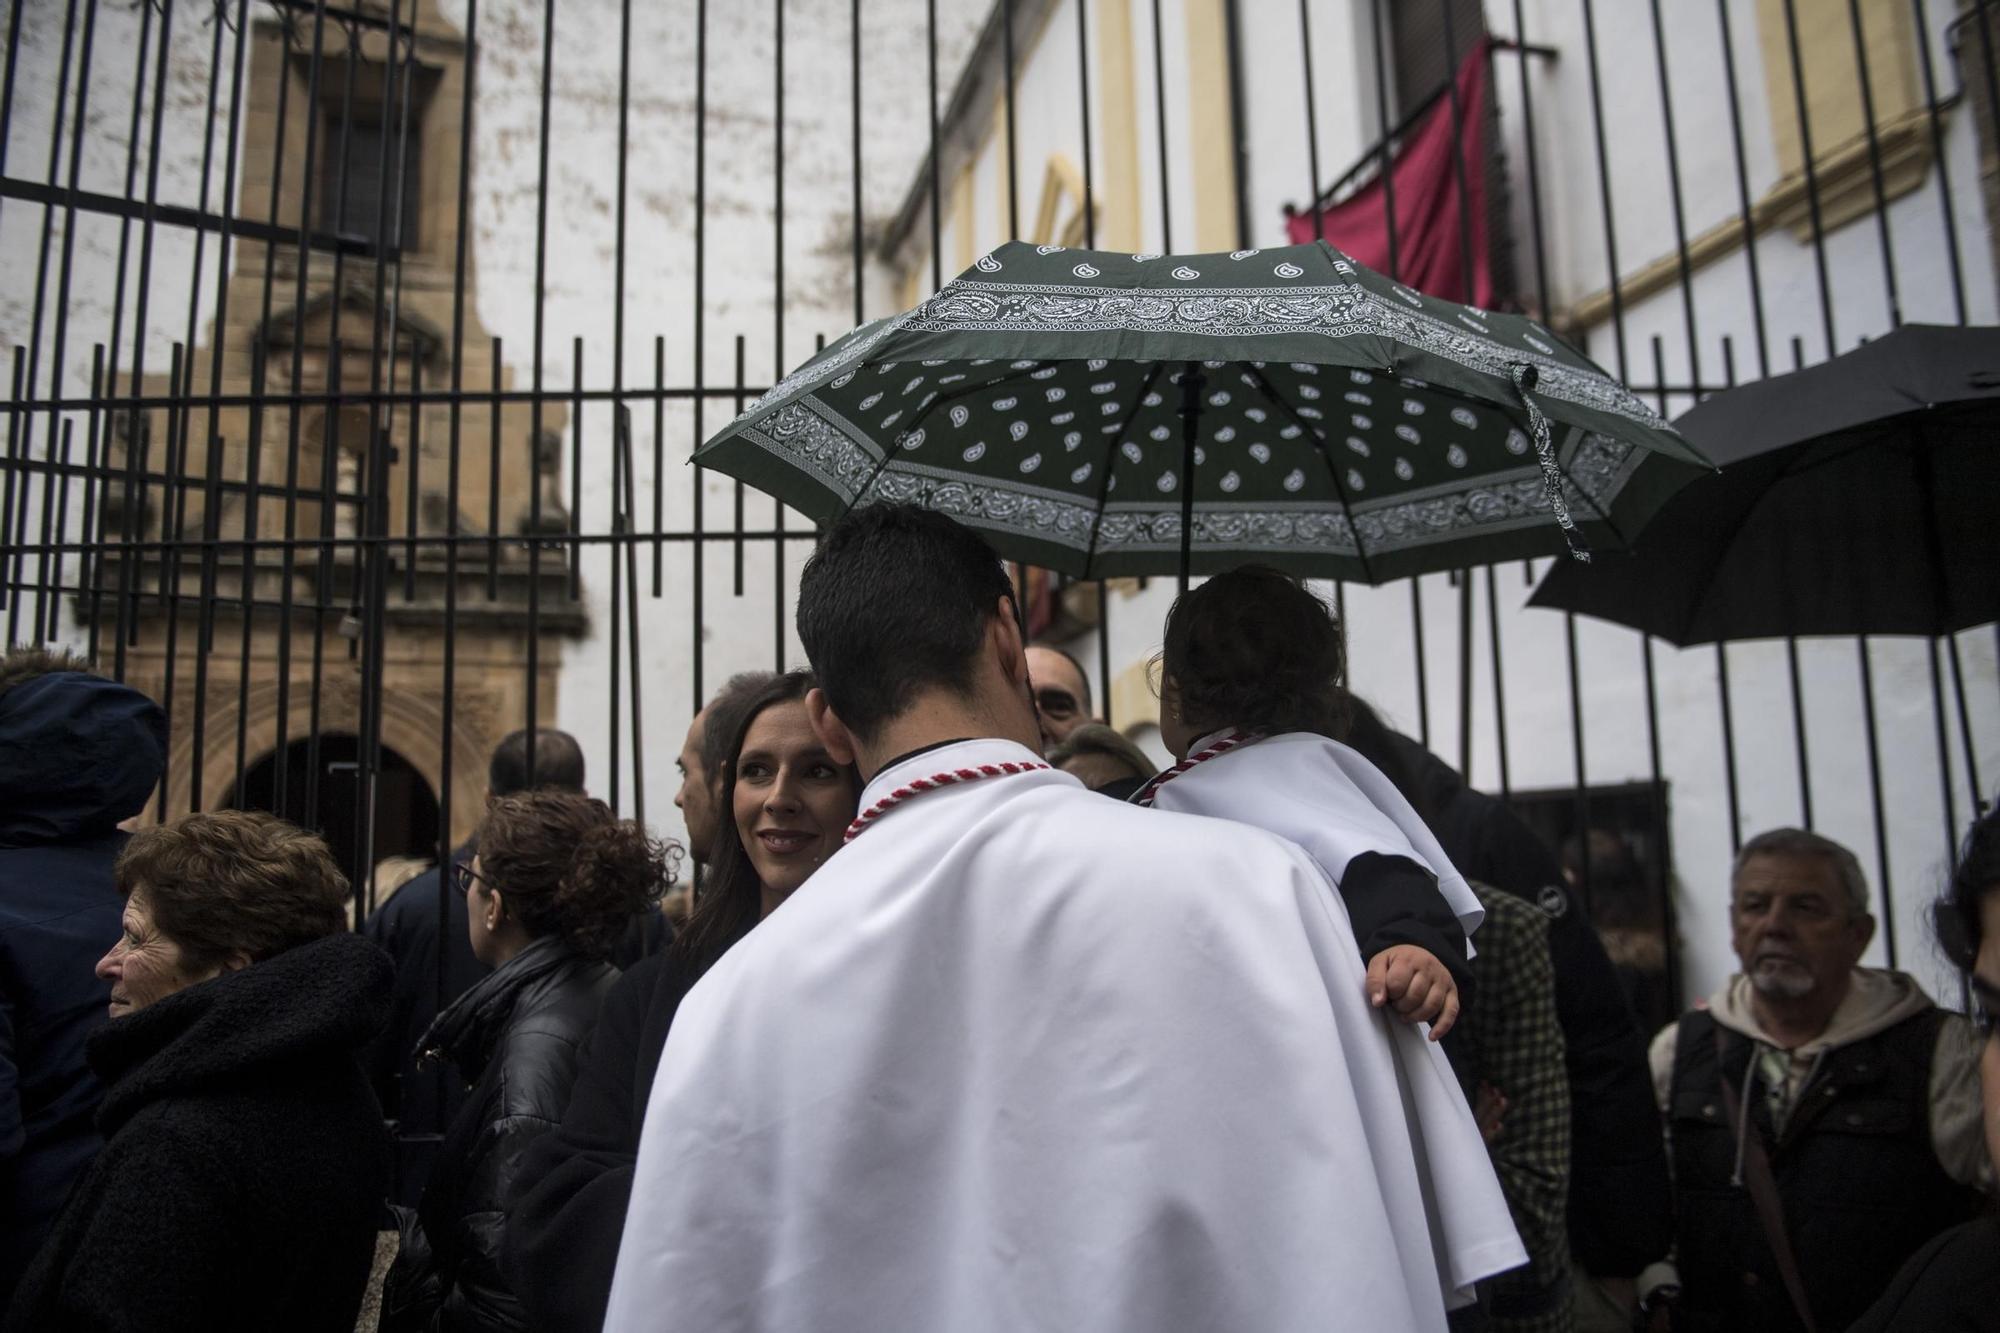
[1286,39,1495,308]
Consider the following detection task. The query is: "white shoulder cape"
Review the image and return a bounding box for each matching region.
[604,739,1523,1333]
[1147,731,1522,1305]
[1149,731,1485,944]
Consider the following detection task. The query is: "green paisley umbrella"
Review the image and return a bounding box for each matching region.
[696,240,1709,583]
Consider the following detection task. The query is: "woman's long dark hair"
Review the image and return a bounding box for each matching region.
[669,670,860,980]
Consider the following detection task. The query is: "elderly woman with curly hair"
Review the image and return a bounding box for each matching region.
[3,810,394,1333]
[387,791,673,1333]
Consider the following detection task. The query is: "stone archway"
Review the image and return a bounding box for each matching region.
[226,735,442,892]
[167,676,491,847]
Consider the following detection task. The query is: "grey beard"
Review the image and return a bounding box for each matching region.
[1750,962,1816,1000]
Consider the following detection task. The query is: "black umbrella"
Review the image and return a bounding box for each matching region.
[1528,324,2000,644]
[1528,324,1998,924]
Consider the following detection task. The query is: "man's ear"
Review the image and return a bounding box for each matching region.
[991,594,1030,688]
[807,687,859,767]
[1850,911,1878,957]
[482,788,495,809]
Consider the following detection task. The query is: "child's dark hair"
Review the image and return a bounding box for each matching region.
[1160,565,1348,741]
[478,791,678,960]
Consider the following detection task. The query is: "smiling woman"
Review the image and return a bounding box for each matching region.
[671,671,862,981]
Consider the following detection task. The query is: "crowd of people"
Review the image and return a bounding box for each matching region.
[0,502,1993,1332]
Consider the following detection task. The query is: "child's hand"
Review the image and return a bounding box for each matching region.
[1366,944,1461,1040]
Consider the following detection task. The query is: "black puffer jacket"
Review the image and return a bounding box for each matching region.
[3,932,393,1333]
[398,936,617,1333]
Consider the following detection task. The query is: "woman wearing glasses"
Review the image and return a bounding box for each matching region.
[388,792,675,1333]
[1852,805,2000,1332]
[506,670,861,1331]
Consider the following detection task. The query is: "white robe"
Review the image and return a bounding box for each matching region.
[604,738,1523,1333]
[1147,730,1522,1305]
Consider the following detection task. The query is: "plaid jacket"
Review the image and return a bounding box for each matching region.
[1458,883,1573,1333]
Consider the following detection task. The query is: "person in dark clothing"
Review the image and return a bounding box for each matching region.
[1563,828,1675,1039]
[0,647,167,1303]
[362,726,588,1208]
[4,810,393,1333]
[1355,702,1674,1322]
[389,790,674,1333]
[1834,807,2000,1333]
[506,671,860,1332]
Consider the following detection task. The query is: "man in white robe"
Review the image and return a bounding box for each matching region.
[604,504,1524,1333]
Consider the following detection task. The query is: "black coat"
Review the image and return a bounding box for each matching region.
[3,932,393,1333]
[504,947,698,1332]
[1389,732,1675,1278]
[404,936,618,1333]
[1850,1216,2000,1333]
[0,671,166,1301]
[362,843,487,1208]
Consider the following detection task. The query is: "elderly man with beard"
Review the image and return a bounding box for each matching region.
[1643,828,1991,1333]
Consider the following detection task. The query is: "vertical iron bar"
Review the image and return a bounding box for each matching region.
[1456,568,1474,782]
[1578,0,1627,378]
[733,336,746,596]
[1507,0,1549,315]
[527,0,559,784]
[1078,0,1096,247]
[927,0,940,290]
[1003,0,1018,238]
[1929,638,1958,867]
[274,1,333,812]
[1564,610,1591,911]
[1911,0,1968,324]
[1149,0,1172,250]
[1716,0,1772,376]
[1856,636,1895,963]
[851,0,864,324]
[1435,0,1479,298]
[1778,0,1838,356]
[570,339,583,600]
[774,0,786,667]
[1484,564,1511,798]
[1410,580,1430,747]
[610,396,623,815]
[1946,635,1984,813]
[1368,0,1400,278]
[486,338,501,599]
[1846,0,1902,326]
[1646,0,1703,393]
[692,0,708,716]
[100,0,153,678]
[1298,0,1323,241]
[621,405,646,823]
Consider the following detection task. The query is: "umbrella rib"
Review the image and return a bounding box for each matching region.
[839,359,1058,518]
[1242,363,1379,586]
[1080,363,1168,580]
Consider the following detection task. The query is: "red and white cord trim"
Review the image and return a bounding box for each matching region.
[843,760,1051,843]
[1130,729,1262,807]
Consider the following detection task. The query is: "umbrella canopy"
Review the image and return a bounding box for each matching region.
[696,240,1707,583]
[1528,324,2000,644]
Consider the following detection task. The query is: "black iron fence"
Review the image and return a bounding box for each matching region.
[1,0,1995,1001]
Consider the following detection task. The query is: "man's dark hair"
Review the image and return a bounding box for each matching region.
[489,727,587,796]
[795,504,1015,742]
[699,671,780,783]
[1160,565,1347,741]
[1031,642,1092,714]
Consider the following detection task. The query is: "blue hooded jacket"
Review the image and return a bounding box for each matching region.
[0,670,166,1299]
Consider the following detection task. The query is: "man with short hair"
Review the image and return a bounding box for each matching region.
[674,671,778,865]
[0,647,166,1303]
[1643,828,1990,1332]
[362,727,585,1206]
[606,505,1523,1333]
[1025,642,1093,751]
